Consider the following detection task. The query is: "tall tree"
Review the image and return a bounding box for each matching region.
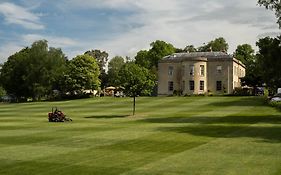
[0,47,31,100]
[258,0,281,27]
[135,50,150,69]
[85,50,109,87]
[0,86,6,98]
[0,40,67,101]
[184,45,197,52]
[235,44,263,92]
[107,56,125,86]
[148,40,175,69]
[234,44,255,66]
[256,36,281,92]
[198,37,229,52]
[63,54,100,95]
[118,63,155,115]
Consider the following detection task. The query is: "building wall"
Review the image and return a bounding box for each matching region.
[181,61,207,94]
[207,59,233,94]
[158,62,180,95]
[158,56,245,96]
[233,59,245,89]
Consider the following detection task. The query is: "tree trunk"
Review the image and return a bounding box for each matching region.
[133,95,136,115]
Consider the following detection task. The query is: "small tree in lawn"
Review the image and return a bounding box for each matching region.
[118,63,155,115]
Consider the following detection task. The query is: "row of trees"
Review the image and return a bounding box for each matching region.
[0,0,281,102]
[0,40,101,101]
[0,35,280,101]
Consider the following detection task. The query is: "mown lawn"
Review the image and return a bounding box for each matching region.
[0,96,281,175]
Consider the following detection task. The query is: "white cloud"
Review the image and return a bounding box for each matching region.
[77,0,279,58]
[0,34,79,63]
[22,34,77,48]
[1,0,280,63]
[0,2,44,30]
[0,43,24,63]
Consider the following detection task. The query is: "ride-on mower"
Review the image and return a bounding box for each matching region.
[48,107,72,122]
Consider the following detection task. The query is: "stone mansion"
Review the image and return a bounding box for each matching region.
[158,52,246,95]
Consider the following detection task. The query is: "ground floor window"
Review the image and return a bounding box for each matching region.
[189,80,194,91]
[200,81,204,91]
[182,81,185,91]
[216,81,222,91]
[168,81,174,91]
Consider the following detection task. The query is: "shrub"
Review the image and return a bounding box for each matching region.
[233,87,252,96]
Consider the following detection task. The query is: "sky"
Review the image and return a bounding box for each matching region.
[0,0,280,63]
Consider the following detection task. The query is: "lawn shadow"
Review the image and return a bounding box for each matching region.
[210,97,265,107]
[158,125,281,143]
[85,115,130,119]
[140,115,281,142]
[140,115,281,125]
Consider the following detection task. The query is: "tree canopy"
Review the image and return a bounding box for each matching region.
[234,44,255,66]
[62,54,100,95]
[198,37,229,52]
[258,0,281,27]
[256,36,281,91]
[0,40,67,101]
[107,56,125,86]
[118,63,156,115]
[85,49,109,87]
[135,40,175,70]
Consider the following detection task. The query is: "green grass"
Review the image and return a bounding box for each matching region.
[0,96,281,175]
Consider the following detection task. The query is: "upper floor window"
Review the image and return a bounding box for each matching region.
[200,65,205,76]
[190,65,194,76]
[168,66,174,76]
[217,65,222,73]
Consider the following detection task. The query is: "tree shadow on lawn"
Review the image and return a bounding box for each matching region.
[140,115,281,125]
[210,97,266,107]
[140,115,281,142]
[85,115,130,119]
[157,125,281,143]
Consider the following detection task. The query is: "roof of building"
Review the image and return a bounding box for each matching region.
[161,52,233,62]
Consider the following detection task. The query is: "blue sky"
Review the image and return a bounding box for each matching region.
[0,0,280,63]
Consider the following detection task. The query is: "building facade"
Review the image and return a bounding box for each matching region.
[158,52,245,95]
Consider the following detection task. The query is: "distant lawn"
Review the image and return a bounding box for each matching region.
[0,96,281,175]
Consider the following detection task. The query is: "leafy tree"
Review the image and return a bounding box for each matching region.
[0,86,6,98]
[63,54,100,95]
[107,56,125,86]
[85,49,109,87]
[256,36,281,92]
[198,37,229,52]
[118,63,155,115]
[0,40,67,101]
[234,44,255,66]
[0,47,31,100]
[27,40,66,100]
[148,40,176,69]
[258,0,281,27]
[135,50,150,69]
[85,49,108,72]
[234,44,262,92]
[183,45,197,52]
[134,40,176,69]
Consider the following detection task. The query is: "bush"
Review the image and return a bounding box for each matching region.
[233,87,252,96]
[173,90,183,96]
[0,86,6,97]
[268,101,281,108]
